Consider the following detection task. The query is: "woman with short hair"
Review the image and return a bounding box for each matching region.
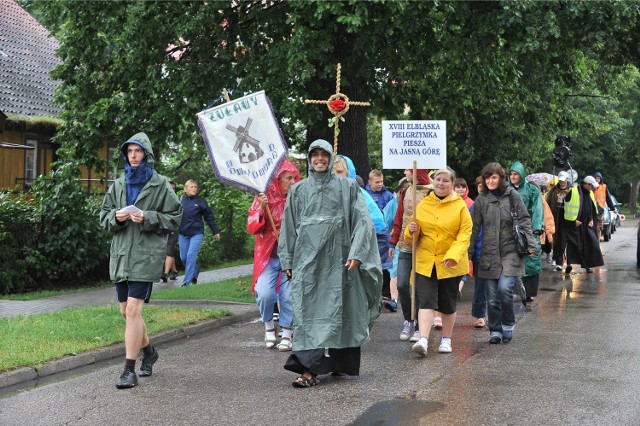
[178,180,221,287]
[405,168,472,356]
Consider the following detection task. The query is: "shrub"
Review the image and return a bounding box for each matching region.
[27,162,110,288]
[0,192,35,293]
[196,178,253,267]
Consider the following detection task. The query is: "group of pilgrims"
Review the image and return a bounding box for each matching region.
[248,139,606,388]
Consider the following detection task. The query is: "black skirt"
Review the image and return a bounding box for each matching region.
[284,347,361,376]
[566,224,604,269]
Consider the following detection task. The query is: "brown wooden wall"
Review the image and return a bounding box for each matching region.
[1,129,112,194]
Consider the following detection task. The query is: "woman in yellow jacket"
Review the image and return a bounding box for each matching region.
[405,168,472,356]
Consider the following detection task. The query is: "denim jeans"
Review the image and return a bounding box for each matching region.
[486,272,516,334]
[471,260,487,319]
[254,257,293,327]
[179,233,203,285]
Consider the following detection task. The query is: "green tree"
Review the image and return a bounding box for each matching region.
[34,0,640,190]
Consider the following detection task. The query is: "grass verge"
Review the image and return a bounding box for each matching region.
[0,305,229,373]
[153,275,254,304]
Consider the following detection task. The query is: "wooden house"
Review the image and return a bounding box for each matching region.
[0,0,112,194]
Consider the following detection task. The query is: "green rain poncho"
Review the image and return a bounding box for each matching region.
[508,161,544,276]
[278,140,383,354]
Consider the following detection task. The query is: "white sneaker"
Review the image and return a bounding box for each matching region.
[438,339,452,353]
[411,337,428,357]
[409,330,420,342]
[399,320,411,341]
[546,253,553,263]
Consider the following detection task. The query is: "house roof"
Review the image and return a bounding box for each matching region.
[0,0,61,119]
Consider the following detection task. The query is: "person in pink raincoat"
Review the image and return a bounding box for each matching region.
[247,160,301,351]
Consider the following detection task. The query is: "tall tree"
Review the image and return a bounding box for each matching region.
[35,0,640,184]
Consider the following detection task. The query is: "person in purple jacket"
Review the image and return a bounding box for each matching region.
[365,169,394,212]
[178,179,220,286]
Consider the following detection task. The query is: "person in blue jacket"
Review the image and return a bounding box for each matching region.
[178,179,221,286]
[334,155,394,311]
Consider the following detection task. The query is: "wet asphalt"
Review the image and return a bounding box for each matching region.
[0,220,639,426]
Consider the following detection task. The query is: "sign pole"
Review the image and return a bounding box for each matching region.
[410,160,417,321]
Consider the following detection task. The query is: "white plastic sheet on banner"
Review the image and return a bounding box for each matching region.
[196,91,288,194]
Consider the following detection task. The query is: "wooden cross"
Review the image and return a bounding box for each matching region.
[304,63,371,154]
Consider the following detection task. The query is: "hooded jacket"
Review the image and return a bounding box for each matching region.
[338,155,392,270]
[247,160,300,293]
[508,162,543,276]
[337,155,387,234]
[100,133,183,283]
[365,183,394,211]
[403,190,472,279]
[278,139,383,351]
[459,185,474,209]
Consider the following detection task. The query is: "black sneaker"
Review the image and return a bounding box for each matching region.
[139,349,159,377]
[565,265,572,274]
[160,274,168,283]
[383,299,398,313]
[116,369,138,389]
[169,272,178,280]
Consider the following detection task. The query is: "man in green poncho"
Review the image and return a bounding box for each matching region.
[278,139,383,388]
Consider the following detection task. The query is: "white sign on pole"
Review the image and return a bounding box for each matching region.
[381,120,447,169]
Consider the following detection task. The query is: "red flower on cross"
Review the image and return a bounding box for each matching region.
[329,99,346,112]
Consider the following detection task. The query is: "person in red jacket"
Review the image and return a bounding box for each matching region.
[247,160,300,351]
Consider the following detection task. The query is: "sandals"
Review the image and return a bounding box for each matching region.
[264,329,277,349]
[277,337,292,352]
[292,373,319,388]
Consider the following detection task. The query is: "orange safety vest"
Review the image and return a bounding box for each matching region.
[594,183,607,209]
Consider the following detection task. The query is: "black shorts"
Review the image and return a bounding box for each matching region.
[115,281,153,303]
[166,232,178,257]
[414,266,460,314]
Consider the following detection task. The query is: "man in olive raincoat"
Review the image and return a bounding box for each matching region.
[100,132,182,389]
[278,139,383,388]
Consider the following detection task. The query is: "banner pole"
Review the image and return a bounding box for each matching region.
[265,205,279,239]
[410,160,417,322]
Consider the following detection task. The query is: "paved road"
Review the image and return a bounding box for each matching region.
[1,220,638,425]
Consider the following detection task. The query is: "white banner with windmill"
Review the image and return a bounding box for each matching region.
[196,90,288,194]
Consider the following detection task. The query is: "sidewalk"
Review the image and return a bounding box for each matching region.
[0,263,254,318]
[0,263,258,391]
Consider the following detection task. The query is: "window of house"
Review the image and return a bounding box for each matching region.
[24,140,38,187]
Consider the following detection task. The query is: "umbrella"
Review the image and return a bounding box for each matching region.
[526,172,554,186]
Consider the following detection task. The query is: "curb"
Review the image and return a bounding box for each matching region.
[0,309,257,392]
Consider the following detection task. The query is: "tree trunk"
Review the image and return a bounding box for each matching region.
[337,96,370,180]
[304,76,370,179]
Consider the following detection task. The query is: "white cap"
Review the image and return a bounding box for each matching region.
[583,175,599,188]
[557,171,569,182]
